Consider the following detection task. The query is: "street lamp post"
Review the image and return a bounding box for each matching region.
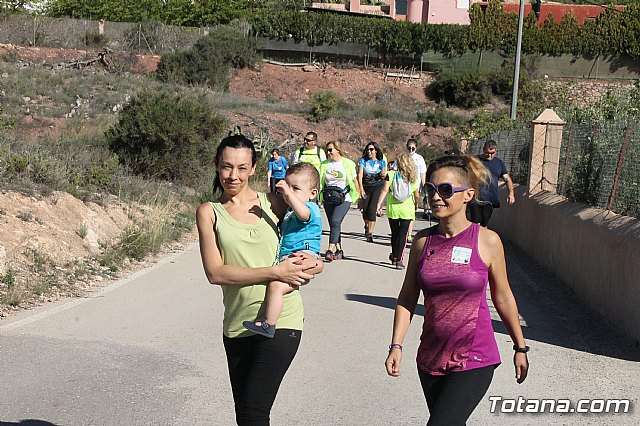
[510,0,526,120]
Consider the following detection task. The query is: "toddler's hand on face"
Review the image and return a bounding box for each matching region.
[275,180,291,199]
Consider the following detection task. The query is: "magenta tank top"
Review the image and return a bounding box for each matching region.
[416,223,501,375]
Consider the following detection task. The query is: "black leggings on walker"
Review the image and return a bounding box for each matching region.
[223,329,302,425]
[388,218,411,261]
[418,365,495,426]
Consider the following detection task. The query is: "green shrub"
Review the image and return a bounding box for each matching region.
[0,106,15,130]
[310,91,347,122]
[428,70,494,109]
[456,109,522,140]
[417,103,469,127]
[106,88,227,186]
[156,25,259,90]
[84,31,108,47]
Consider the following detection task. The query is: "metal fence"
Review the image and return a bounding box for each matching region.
[465,128,532,186]
[466,119,640,219]
[558,121,640,218]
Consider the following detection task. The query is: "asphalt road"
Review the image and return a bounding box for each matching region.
[1,207,639,425]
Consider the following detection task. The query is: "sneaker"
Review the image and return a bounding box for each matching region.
[395,260,406,270]
[325,250,335,262]
[389,253,394,262]
[243,320,276,338]
[335,249,344,260]
[366,233,374,243]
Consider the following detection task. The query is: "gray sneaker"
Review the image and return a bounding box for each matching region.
[243,320,275,338]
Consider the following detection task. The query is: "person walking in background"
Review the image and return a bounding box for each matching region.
[196,134,323,425]
[375,153,419,269]
[244,163,322,338]
[406,138,427,240]
[266,148,288,193]
[357,141,387,243]
[467,140,516,227]
[292,131,326,170]
[385,153,528,425]
[318,140,359,262]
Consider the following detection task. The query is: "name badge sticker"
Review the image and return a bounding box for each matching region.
[451,246,472,264]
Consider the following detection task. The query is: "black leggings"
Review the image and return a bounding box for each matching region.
[269,177,283,194]
[223,329,302,425]
[388,218,411,261]
[466,201,493,227]
[418,365,495,426]
[362,185,383,221]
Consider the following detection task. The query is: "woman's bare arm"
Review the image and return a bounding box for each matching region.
[196,203,313,286]
[479,228,529,383]
[385,233,426,376]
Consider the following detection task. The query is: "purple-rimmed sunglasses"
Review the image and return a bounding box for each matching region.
[425,182,470,199]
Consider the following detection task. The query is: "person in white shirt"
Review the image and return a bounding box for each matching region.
[406,138,426,241]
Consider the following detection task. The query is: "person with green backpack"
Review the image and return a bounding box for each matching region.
[376,153,420,269]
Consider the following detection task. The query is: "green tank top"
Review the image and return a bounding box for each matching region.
[210,192,304,337]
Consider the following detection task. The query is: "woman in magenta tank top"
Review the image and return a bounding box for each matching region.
[385,154,529,425]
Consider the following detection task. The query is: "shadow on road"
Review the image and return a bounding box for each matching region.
[0,421,59,426]
[345,241,640,362]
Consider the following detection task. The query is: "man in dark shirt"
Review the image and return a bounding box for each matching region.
[467,140,516,227]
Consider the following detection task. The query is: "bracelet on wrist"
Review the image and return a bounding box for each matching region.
[513,344,530,353]
[389,343,403,351]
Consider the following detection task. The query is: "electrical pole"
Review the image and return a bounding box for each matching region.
[510,0,525,120]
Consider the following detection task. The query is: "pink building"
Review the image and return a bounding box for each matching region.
[311,0,474,25]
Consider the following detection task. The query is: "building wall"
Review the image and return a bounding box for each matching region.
[492,186,640,343]
[425,0,471,24]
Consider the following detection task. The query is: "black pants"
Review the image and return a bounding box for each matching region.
[388,218,411,261]
[269,177,283,194]
[324,199,351,244]
[418,365,495,426]
[466,201,494,227]
[362,185,383,222]
[223,329,302,425]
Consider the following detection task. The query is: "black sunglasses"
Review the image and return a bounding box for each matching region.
[425,182,470,199]
[367,147,376,151]
[304,138,315,143]
[408,146,416,151]
[326,148,334,153]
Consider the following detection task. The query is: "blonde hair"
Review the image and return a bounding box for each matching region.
[426,154,490,200]
[325,140,342,154]
[395,153,418,185]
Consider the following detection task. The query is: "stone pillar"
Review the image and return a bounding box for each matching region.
[349,0,360,12]
[389,0,396,18]
[528,109,565,195]
[99,19,105,35]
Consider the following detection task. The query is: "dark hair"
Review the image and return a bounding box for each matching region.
[444,147,463,156]
[305,131,318,142]
[213,134,256,195]
[286,162,320,190]
[271,148,280,155]
[483,139,498,150]
[426,154,489,198]
[406,138,418,147]
[362,141,384,161]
